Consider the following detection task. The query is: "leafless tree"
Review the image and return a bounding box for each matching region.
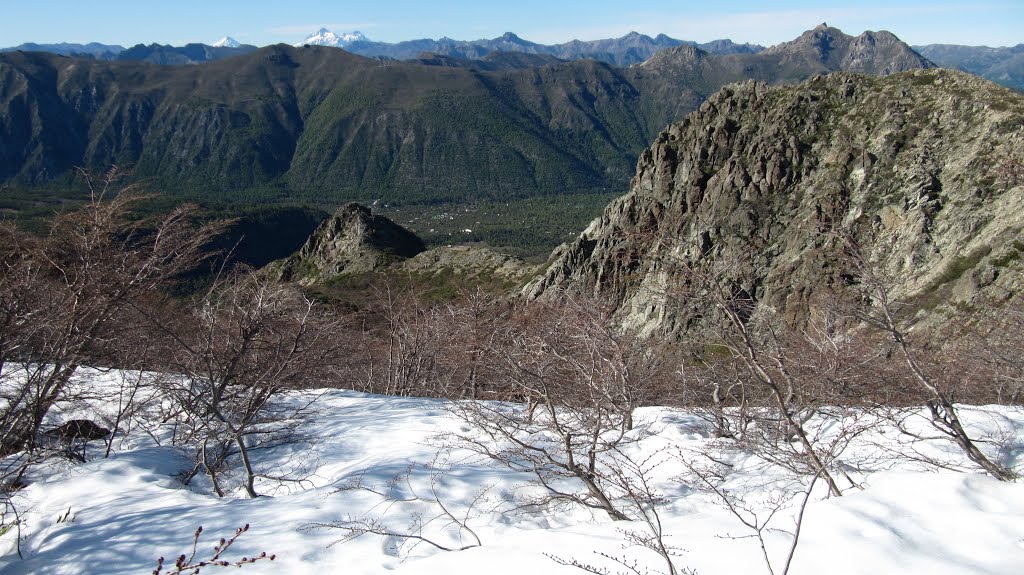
[154,271,350,497]
[844,241,1017,481]
[432,288,510,400]
[452,296,672,521]
[359,284,444,397]
[0,170,222,458]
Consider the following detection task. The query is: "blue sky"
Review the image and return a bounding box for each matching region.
[2,1,1021,48]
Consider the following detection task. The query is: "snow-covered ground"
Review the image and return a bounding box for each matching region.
[2,370,1023,574]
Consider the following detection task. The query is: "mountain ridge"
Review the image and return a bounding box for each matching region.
[0,25,941,258]
[916,43,1024,91]
[526,68,1024,335]
[340,30,765,67]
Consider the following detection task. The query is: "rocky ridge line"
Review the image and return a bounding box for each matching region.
[527,69,1024,336]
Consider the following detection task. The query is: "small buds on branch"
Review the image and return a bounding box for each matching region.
[152,524,275,574]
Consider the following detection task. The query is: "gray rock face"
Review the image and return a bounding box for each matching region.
[401,245,533,282]
[763,24,934,75]
[527,69,1024,336]
[271,203,534,287]
[274,203,425,283]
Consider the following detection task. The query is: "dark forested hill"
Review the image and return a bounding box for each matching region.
[0,26,935,255]
[0,26,931,200]
[0,45,658,204]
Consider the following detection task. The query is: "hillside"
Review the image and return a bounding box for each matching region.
[528,69,1024,335]
[0,26,936,255]
[0,46,654,205]
[0,27,930,199]
[916,43,1024,91]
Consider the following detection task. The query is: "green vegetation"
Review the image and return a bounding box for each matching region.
[928,245,994,291]
[992,239,1024,268]
[380,193,618,260]
[314,265,521,308]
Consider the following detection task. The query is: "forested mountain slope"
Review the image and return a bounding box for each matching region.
[0,26,932,211]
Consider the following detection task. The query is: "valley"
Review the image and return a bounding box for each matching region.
[1,11,1023,575]
[1,25,935,257]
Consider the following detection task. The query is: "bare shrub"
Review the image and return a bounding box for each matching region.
[151,524,274,574]
[945,293,1024,405]
[666,270,860,497]
[431,288,511,400]
[679,447,821,575]
[357,284,445,397]
[844,241,1017,481]
[452,295,673,521]
[0,170,223,458]
[154,271,350,497]
[354,284,511,399]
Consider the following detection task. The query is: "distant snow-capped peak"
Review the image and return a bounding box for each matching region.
[295,28,367,48]
[213,36,240,48]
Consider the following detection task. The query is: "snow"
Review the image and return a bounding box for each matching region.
[2,370,1023,574]
[212,36,240,48]
[294,29,368,48]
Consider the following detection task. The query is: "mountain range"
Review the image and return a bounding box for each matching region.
[914,43,1024,90]
[1,28,1020,90]
[0,25,935,211]
[0,30,762,68]
[338,31,763,67]
[0,41,126,59]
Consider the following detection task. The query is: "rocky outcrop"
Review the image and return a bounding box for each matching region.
[401,245,534,283]
[273,203,425,283]
[272,203,534,288]
[527,69,1024,336]
[763,24,934,75]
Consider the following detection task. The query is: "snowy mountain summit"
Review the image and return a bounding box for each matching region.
[295,28,368,47]
[212,36,240,48]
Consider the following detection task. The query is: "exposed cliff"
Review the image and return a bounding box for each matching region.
[271,203,533,289]
[527,69,1024,336]
[272,203,426,284]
